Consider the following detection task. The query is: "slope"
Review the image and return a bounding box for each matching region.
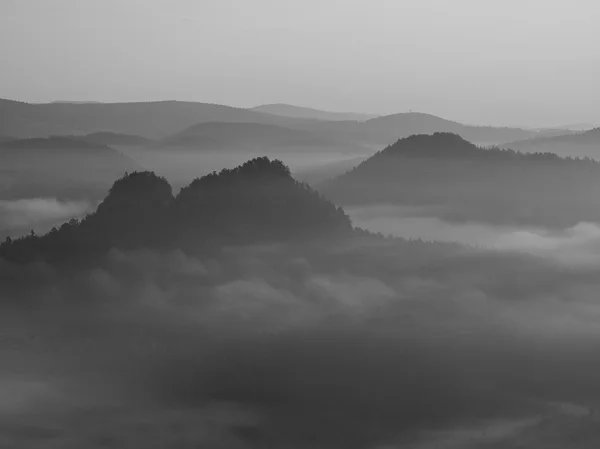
[0,98,295,139]
[160,121,366,153]
[501,128,600,159]
[251,103,378,121]
[321,132,600,227]
[0,157,351,263]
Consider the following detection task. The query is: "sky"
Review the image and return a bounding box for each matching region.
[0,0,599,127]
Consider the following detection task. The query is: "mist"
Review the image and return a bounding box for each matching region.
[2,1,600,447]
[0,198,93,237]
[118,146,364,191]
[4,233,600,448]
[348,204,600,266]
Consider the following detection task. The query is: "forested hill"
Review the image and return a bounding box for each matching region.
[320,133,600,227]
[0,158,352,264]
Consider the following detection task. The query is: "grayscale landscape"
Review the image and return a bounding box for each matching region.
[1,1,600,448]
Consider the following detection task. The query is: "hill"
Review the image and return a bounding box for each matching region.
[359,112,536,146]
[160,121,366,153]
[0,157,351,263]
[75,131,154,147]
[1,136,124,153]
[0,136,137,200]
[501,128,600,159]
[321,132,600,227]
[251,103,378,121]
[0,98,292,139]
[1,98,538,147]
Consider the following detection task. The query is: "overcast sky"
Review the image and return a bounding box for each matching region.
[1,0,598,127]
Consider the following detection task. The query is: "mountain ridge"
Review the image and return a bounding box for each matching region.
[1,98,538,146]
[251,103,378,121]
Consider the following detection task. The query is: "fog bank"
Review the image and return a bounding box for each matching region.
[0,198,93,237]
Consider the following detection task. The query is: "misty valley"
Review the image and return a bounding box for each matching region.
[2,99,600,449]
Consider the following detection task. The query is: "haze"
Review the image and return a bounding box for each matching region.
[1,0,599,127]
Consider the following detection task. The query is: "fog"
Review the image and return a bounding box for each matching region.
[0,198,93,237]
[348,204,600,266]
[3,0,600,446]
[4,233,600,447]
[118,146,366,190]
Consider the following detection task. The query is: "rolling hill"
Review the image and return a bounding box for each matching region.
[321,132,600,227]
[359,112,536,146]
[2,98,538,148]
[501,128,600,159]
[75,131,154,147]
[160,121,367,153]
[0,157,352,263]
[251,103,378,121]
[0,98,291,139]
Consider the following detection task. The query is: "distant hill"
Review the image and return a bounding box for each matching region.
[161,121,366,153]
[501,128,600,159]
[0,98,291,139]
[75,131,153,147]
[1,98,538,147]
[0,136,138,200]
[321,132,600,227]
[1,136,122,154]
[547,122,597,131]
[0,157,352,263]
[359,112,536,146]
[294,156,367,185]
[251,103,378,121]
[49,101,104,104]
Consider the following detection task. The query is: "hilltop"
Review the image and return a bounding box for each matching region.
[0,157,351,263]
[1,98,537,147]
[0,98,290,139]
[321,133,600,227]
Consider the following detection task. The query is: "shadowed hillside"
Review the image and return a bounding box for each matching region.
[321,133,600,227]
[0,157,351,264]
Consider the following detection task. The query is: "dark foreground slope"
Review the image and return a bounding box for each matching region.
[0,136,138,200]
[321,132,600,227]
